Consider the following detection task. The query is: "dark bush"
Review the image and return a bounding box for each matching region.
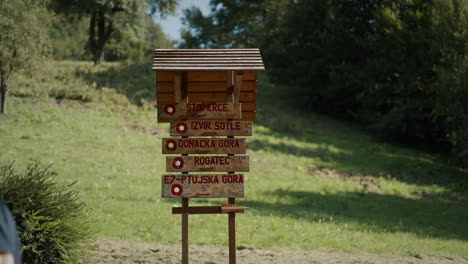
[0,162,92,264]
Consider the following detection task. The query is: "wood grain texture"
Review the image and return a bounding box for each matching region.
[161,174,244,198]
[162,138,246,154]
[157,81,256,93]
[157,102,242,120]
[166,156,249,172]
[153,49,265,71]
[172,206,244,214]
[157,92,256,103]
[158,112,255,123]
[169,121,252,136]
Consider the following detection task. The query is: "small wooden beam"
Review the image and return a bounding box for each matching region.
[233,72,243,102]
[227,71,234,102]
[174,72,182,102]
[172,206,245,215]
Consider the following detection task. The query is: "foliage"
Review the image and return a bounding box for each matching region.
[181,0,468,164]
[179,0,288,48]
[49,14,90,60]
[0,162,92,264]
[51,0,178,64]
[103,12,174,62]
[0,0,50,113]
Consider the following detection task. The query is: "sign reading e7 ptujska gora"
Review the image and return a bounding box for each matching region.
[161,174,244,198]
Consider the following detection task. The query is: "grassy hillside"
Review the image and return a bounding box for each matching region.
[1,61,467,257]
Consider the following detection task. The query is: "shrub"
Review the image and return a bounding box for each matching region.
[0,162,92,264]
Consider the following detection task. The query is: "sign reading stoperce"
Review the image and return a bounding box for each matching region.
[158,102,242,120]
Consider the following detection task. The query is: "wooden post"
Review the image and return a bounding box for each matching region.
[175,71,190,264]
[174,72,182,102]
[182,197,189,264]
[227,70,241,264]
[228,196,236,264]
[233,72,243,102]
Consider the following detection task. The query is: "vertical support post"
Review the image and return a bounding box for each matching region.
[182,197,189,264]
[174,72,182,102]
[228,197,236,264]
[175,71,190,264]
[227,70,241,264]
[233,72,243,102]
[227,71,234,102]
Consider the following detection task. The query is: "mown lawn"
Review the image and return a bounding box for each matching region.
[1,60,467,257]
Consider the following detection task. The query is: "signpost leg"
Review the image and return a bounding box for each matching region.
[228,197,236,264]
[182,197,189,264]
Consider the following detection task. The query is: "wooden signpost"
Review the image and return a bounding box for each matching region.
[153,48,264,264]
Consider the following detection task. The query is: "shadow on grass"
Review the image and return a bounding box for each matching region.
[253,86,468,195]
[244,189,468,241]
[77,62,155,105]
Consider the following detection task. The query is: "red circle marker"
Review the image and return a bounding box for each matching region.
[175,122,187,135]
[163,104,176,115]
[165,139,177,151]
[172,157,184,169]
[171,184,183,196]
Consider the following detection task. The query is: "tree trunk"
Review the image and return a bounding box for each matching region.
[89,9,113,66]
[0,67,8,115]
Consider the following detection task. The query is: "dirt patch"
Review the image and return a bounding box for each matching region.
[121,124,160,135]
[90,238,468,264]
[308,165,382,194]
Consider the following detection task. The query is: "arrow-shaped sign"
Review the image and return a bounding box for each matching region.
[221,204,248,213]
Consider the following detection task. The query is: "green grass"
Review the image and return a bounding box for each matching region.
[1,60,467,257]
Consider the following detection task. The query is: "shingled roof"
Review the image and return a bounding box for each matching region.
[152,49,265,71]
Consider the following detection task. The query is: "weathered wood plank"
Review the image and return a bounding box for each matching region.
[188,71,226,82]
[157,81,256,93]
[243,71,257,81]
[172,206,244,214]
[157,92,256,103]
[157,102,242,120]
[162,138,246,154]
[166,156,249,172]
[156,71,174,82]
[170,121,252,136]
[158,112,255,123]
[162,174,244,198]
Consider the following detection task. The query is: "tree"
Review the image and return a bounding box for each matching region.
[179,0,288,48]
[0,0,50,114]
[52,0,178,65]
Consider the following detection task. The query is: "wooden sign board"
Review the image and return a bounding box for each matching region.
[170,121,252,136]
[166,156,249,172]
[161,174,244,198]
[162,138,246,154]
[158,102,241,120]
